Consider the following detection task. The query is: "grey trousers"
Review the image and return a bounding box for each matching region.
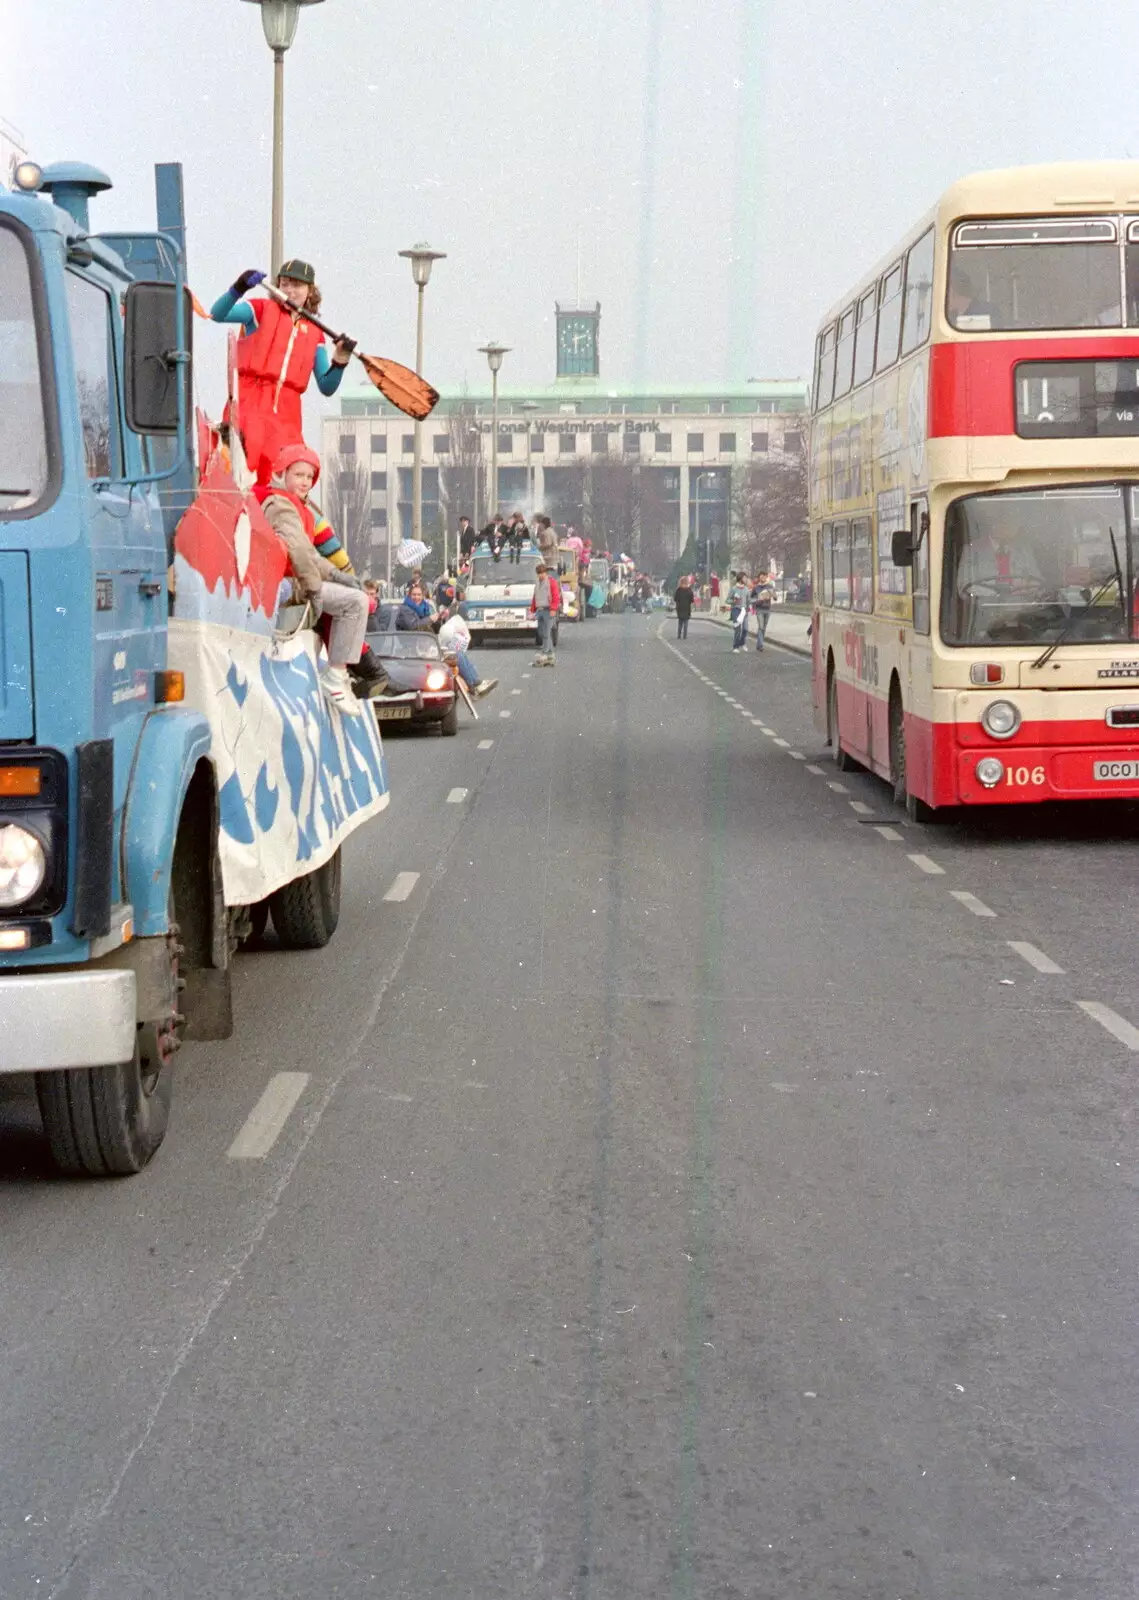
[319,584,368,665]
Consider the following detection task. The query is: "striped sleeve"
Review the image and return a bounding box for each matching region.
[312,515,353,572]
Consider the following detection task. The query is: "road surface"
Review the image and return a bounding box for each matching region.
[1,613,1137,1599]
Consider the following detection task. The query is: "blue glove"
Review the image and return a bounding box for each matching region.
[232,269,265,296]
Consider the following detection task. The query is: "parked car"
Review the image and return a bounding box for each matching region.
[366,604,458,735]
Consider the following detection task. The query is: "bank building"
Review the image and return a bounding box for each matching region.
[322,302,807,574]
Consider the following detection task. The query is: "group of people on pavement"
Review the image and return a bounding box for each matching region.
[671,569,777,651]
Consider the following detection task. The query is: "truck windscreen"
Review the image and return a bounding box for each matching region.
[0,226,50,514]
[469,553,540,586]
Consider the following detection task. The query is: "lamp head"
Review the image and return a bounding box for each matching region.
[479,341,510,374]
[399,242,447,288]
[241,0,325,52]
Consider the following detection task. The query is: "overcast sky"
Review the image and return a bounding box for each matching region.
[6,0,1139,413]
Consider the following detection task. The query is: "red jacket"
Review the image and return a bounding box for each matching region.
[530,575,562,614]
[235,298,322,413]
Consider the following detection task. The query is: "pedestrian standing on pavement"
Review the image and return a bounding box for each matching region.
[729,573,751,652]
[530,562,561,665]
[673,575,694,639]
[751,569,776,652]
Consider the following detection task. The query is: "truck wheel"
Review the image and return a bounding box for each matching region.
[269,847,342,949]
[37,1047,173,1177]
[441,700,459,736]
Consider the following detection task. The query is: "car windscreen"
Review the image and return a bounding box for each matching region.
[469,553,540,585]
[0,224,51,515]
[941,483,1134,646]
[369,632,442,659]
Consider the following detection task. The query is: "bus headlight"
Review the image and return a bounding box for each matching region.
[981,699,1021,739]
[0,824,46,907]
[975,756,1005,788]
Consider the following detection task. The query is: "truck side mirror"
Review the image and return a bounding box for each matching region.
[890,527,915,567]
[124,281,191,435]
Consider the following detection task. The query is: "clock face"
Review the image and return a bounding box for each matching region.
[558,316,596,368]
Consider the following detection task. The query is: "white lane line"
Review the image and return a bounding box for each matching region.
[1008,940,1064,974]
[950,890,995,917]
[383,871,420,902]
[510,688,522,695]
[228,1072,310,1160]
[521,673,531,678]
[477,738,494,750]
[849,800,873,814]
[875,826,903,841]
[446,787,469,804]
[499,710,512,718]
[908,853,945,875]
[761,728,777,738]
[827,780,849,793]
[773,738,790,748]
[1076,1001,1139,1050]
[790,752,806,760]
[806,764,825,775]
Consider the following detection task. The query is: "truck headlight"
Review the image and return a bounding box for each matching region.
[981,699,1021,738]
[0,824,46,907]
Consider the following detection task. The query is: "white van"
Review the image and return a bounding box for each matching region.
[462,541,557,648]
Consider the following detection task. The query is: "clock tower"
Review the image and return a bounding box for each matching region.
[555,301,600,380]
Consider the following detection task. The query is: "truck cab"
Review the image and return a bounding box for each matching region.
[462,540,552,646]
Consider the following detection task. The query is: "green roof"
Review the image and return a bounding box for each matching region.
[337,378,806,405]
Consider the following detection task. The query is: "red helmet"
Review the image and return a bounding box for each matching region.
[272,441,321,483]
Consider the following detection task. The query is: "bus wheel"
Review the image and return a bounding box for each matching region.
[828,670,857,772]
[270,847,342,950]
[890,683,938,823]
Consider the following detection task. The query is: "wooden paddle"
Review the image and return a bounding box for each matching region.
[261,280,439,421]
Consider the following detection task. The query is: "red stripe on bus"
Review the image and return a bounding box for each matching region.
[928,336,1139,438]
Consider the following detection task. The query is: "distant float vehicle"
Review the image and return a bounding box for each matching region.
[810,160,1139,818]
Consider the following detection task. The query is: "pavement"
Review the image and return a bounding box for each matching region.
[1,613,1138,1598]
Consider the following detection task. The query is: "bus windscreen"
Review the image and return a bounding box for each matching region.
[941,484,1135,646]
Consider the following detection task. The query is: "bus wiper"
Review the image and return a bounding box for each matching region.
[1031,528,1123,670]
[0,488,30,497]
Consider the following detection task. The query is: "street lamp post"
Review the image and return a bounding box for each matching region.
[478,342,510,523]
[399,243,446,550]
[694,471,715,597]
[468,425,482,536]
[241,0,325,274]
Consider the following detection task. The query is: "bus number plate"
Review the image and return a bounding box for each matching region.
[1093,760,1139,781]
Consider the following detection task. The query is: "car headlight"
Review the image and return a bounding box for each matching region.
[975,756,1005,788]
[981,699,1021,739]
[425,668,448,690]
[0,824,46,908]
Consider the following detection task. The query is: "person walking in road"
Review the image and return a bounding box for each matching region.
[729,573,751,651]
[530,562,561,665]
[673,575,694,639]
[751,569,776,651]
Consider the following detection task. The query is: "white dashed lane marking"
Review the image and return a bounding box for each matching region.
[510,689,522,695]
[383,871,420,902]
[849,800,873,814]
[874,826,903,840]
[1076,1001,1139,1050]
[477,739,494,749]
[908,853,945,875]
[228,1072,310,1160]
[950,890,995,917]
[773,738,790,748]
[447,788,469,804]
[499,710,512,718]
[827,781,849,793]
[789,751,805,760]
[761,729,777,738]
[1008,940,1064,974]
[806,764,825,775]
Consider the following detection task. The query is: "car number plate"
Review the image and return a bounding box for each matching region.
[375,705,413,720]
[1093,759,1139,781]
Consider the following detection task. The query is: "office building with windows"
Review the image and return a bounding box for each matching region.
[321,302,808,571]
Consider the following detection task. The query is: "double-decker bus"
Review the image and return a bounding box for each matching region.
[810,160,1139,818]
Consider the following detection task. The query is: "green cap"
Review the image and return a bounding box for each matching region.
[277,258,315,285]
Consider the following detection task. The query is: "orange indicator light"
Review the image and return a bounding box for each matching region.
[155,671,185,703]
[0,767,41,797]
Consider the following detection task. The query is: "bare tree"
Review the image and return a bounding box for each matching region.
[732,453,809,577]
[587,451,641,558]
[321,453,372,572]
[442,403,486,533]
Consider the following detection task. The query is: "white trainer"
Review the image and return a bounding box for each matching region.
[320,665,362,716]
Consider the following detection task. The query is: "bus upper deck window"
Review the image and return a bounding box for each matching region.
[949,217,1120,332]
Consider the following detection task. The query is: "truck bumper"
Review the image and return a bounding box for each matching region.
[0,970,137,1075]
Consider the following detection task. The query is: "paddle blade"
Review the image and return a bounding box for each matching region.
[357,354,439,420]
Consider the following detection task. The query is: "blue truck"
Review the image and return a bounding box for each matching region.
[0,156,389,1174]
